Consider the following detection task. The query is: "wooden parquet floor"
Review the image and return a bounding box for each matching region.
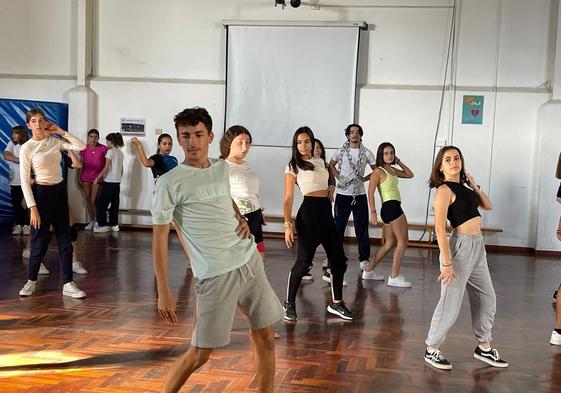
[0,229,560,392]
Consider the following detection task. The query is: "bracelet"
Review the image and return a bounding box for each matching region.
[442,263,452,267]
[284,221,293,229]
[237,215,247,222]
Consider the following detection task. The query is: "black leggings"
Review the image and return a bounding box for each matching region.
[29,183,73,283]
[96,182,120,226]
[10,186,29,226]
[286,197,348,302]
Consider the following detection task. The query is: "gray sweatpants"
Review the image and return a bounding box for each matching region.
[426,233,496,349]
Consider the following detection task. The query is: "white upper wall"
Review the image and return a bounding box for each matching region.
[94,0,552,87]
[0,0,75,76]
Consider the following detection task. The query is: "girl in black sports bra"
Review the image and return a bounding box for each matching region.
[423,146,509,371]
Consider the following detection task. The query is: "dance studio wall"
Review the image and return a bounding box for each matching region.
[0,0,558,250]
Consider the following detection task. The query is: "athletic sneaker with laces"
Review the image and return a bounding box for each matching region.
[359,260,369,271]
[327,302,355,320]
[62,282,86,299]
[85,221,96,230]
[19,280,37,296]
[301,272,313,281]
[473,346,509,368]
[283,301,297,321]
[111,225,120,232]
[387,274,412,288]
[94,225,111,233]
[424,348,452,370]
[362,270,385,281]
[72,261,88,275]
[321,272,347,286]
[38,263,50,275]
[550,330,561,345]
[12,225,22,235]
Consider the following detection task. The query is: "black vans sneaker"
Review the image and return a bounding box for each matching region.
[283,301,297,321]
[424,349,452,370]
[473,346,509,368]
[327,302,355,320]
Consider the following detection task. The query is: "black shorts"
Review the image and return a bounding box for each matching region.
[244,209,264,244]
[557,182,561,199]
[380,200,404,224]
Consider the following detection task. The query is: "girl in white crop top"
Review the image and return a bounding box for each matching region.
[282,127,354,322]
[220,125,266,255]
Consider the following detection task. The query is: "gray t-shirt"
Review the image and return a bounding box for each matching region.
[331,146,375,196]
[151,159,255,279]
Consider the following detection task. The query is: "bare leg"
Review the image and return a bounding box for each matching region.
[250,326,276,393]
[388,214,408,278]
[556,284,561,329]
[82,183,95,221]
[367,224,395,271]
[163,346,213,393]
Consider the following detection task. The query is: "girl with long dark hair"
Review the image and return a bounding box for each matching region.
[423,146,508,370]
[283,127,354,321]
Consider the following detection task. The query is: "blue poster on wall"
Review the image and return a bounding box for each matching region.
[0,99,68,227]
[461,95,484,125]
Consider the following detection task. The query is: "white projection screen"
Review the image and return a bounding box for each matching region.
[225,24,360,148]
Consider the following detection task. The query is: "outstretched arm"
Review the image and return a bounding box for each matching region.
[153,223,177,324]
[131,137,155,168]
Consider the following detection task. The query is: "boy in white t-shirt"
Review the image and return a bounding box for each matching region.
[328,124,377,277]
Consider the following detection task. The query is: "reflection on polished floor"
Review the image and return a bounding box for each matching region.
[0,229,560,392]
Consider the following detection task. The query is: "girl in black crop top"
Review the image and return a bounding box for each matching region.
[423,146,508,371]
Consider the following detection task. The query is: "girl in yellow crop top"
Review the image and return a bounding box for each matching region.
[365,142,414,287]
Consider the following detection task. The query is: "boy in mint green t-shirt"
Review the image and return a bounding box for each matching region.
[151,107,282,393]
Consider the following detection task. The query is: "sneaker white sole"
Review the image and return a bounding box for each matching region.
[326,305,354,320]
[63,291,86,299]
[473,353,509,368]
[387,282,412,288]
[424,356,452,370]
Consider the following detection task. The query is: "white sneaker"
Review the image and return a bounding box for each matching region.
[359,260,369,271]
[12,225,22,235]
[94,225,111,233]
[85,221,96,230]
[551,330,561,345]
[110,225,120,232]
[387,274,412,288]
[38,263,50,275]
[19,280,36,296]
[62,282,86,299]
[362,270,385,281]
[22,225,31,235]
[22,248,31,259]
[72,261,88,275]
